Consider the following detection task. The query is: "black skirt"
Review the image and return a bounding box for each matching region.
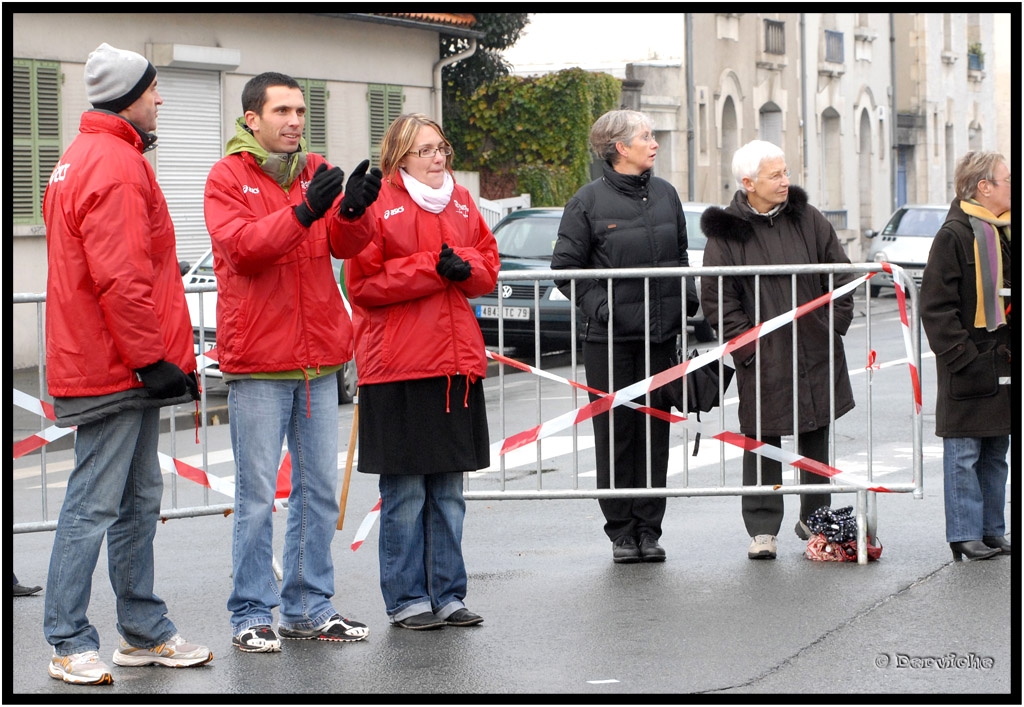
[357,375,490,475]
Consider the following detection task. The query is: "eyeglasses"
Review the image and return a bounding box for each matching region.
[634,132,656,143]
[408,145,453,158]
[761,169,791,182]
[988,176,1011,186]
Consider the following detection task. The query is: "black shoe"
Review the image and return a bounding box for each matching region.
[612,535,641,564]
[445,608,483,627]
[950,540,1001,562]
[982,535,1011,554]
[638,534,666,562]
[794,520,812,541]
[12,583,42,597]
[394,612,445,630]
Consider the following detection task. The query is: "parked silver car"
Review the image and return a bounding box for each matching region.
[180,249,358,404]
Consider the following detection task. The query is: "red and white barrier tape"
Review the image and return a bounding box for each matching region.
[349,268,918,551]
[14,371,292,508]
[14,270,919,550]
[351,497,381,551]
[488,270,910,464]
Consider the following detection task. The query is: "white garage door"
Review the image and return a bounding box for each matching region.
[154,68,222,265]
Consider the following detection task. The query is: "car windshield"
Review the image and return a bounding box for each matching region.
[494,217,559,259]
[883,208,947,236]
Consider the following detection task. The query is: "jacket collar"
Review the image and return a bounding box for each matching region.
[81,110,156,152]
[601,161,651,196]
[700,185,810,243]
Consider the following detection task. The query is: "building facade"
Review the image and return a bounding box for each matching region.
[627,12,1001,260]
[11,12,481,367]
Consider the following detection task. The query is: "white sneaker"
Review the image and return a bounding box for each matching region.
[748,534,778,559]
[112,633,213,667]
[48,650,113,685]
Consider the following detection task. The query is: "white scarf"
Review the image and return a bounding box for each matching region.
[401,168,454,214]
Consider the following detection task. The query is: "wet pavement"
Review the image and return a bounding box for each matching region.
[7,365,1017,701]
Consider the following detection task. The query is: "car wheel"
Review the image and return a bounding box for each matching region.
[337,360,357,405]
[693,317,716,343]
[869,284,882,298]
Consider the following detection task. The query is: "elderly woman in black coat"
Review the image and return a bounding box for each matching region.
[920,151,1012,562]
[551,110,699,564]
[700,139,856,561]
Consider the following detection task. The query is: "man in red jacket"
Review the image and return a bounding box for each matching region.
[204,72,381,653]
[42,42,211,686]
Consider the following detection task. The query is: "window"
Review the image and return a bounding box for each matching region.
[368,84,405,168]
[825,30,844,64]
[13,59,61,224]
[759,103,783,148]
[298,79,328,157]
[764,20,785,55]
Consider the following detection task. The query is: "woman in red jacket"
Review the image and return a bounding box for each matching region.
[344,114,500,630]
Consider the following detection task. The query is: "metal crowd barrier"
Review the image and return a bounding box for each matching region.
[12,263,924,564]
[463,262,925,565]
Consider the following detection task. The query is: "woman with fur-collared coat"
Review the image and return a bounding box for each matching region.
[700,140,856,560]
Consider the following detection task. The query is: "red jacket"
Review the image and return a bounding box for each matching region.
[203,151,373,373]
[43,111,196,398]
[343,171,500,385]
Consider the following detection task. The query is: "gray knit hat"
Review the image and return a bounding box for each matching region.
[84,42,157,113]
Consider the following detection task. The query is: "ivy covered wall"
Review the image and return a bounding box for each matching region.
[447,68,621,206]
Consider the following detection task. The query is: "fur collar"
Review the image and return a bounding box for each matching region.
[701,185,810,243]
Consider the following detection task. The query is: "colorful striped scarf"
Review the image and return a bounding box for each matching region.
[959,200,1011,331]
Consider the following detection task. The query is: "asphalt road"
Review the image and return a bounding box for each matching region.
[8,293,1017,701]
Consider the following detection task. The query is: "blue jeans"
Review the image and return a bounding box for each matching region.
[44,407,177,655]
[943,436,1009,542]
[378,472,467,623]
[227,375,340,635]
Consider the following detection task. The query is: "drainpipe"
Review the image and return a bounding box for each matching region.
[685,13,695,201]
[433,38,478,127]
[889,13,897,211]
[800,14,808,186]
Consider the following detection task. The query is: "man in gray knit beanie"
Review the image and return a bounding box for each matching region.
[41,43,211,685]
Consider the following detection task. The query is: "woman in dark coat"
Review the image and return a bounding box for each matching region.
[920,151,1011,562]
[700,140,856,560]
[551,109,699,564]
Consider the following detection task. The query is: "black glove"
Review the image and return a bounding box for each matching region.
[135,360,190,398]
[338,159,383,221]
[436,243,472,282]
[294,163,345,228]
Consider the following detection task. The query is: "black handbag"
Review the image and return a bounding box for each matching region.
[682,348,734,455]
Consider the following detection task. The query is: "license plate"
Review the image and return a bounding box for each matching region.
[476,305,530,320]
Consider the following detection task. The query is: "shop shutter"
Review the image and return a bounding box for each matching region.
[154,68,222,264]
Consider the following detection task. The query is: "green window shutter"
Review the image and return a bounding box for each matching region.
[13,60,61,224]
[300,79,328,157]
[368,84,404,169]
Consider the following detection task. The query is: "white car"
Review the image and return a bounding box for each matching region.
[865,204,949,297]
[180,249,358,404]
[681,201,716,342]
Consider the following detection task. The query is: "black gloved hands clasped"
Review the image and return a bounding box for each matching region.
[339,159,383,221]
[135,360,192,398]
[294,163,345,228]
[436,243,472,282]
